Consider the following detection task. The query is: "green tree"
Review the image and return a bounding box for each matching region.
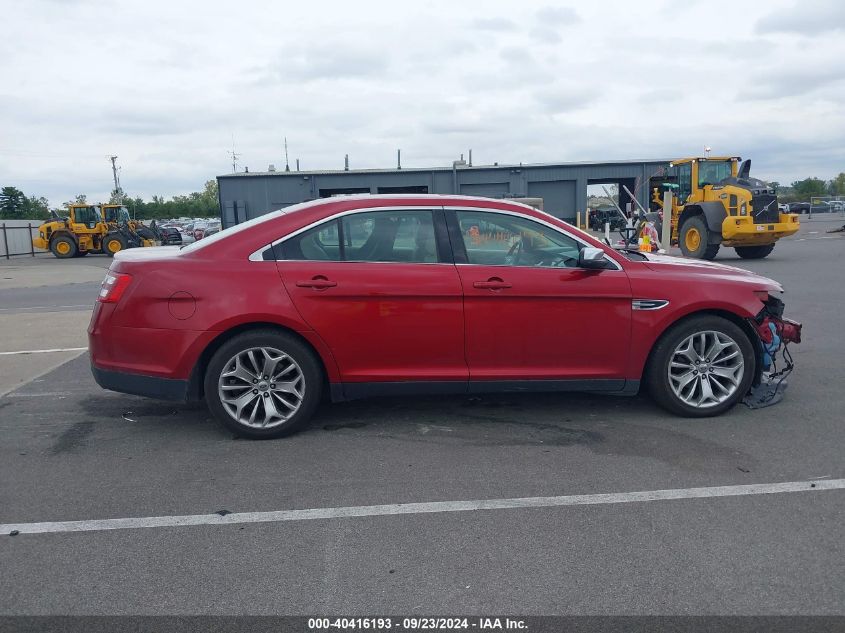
[109,187,127,205]
[830,172,845,196]
[63,194,88,208]
[22,195,49,220]
[791,177,827,200]
[0,186,25,218]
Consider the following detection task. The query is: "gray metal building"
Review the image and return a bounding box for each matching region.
[217,158,671,228]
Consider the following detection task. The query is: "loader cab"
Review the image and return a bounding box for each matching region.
[697,159,735,187]
[102,205,131,224]
[69,205,100,230]
[670,157,739,204]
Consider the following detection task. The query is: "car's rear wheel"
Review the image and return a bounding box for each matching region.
[646,315,755,417]
[204,330,322,439]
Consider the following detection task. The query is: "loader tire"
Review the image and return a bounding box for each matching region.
[735,244,775,259]
[103,233,127,257]
[679,215,720,260]
[50,235,77,259]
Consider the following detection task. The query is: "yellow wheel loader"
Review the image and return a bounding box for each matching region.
[651,157,799,260]
[32,204,158,258]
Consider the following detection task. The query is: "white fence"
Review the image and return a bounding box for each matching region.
[0,220,46,259]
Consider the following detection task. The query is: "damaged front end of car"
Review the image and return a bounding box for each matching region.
[744,294,803,409]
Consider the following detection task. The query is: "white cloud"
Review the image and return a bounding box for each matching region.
[756,0,845,35]
[0,0,843,206]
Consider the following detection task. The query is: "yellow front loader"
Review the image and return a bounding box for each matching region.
[33,204,158,258]
[652,157,799,259]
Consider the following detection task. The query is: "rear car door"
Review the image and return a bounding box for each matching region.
[275,207,468,389]
[447,208,633,388]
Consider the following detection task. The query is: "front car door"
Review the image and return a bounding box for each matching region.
[446,207,633,391]
[274,207,467,395]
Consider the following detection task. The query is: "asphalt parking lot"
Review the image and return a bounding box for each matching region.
[1,219,843,615]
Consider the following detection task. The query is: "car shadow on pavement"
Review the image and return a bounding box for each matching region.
[303,392,758,473]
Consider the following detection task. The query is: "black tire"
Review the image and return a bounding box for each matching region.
[679,215,720,259]
[102,233,127,257]
[646,315,755,418]
[735,244,775,259]
[204,329,323,439]
[50,235,77,259]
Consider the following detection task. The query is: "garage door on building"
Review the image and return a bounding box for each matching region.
[459,182,510,198]
[527,180,576,220]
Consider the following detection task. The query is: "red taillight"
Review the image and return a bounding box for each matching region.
[98,272,132,303]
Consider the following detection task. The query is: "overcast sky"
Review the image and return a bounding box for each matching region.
[2,0,843,205]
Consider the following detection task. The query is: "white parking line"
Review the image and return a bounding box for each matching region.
[0,304,91,313]
[0,347,87,356]
[3,479,842,536]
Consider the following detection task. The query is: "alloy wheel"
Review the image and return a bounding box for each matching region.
[217,346,305,428]
[667,330,744,409]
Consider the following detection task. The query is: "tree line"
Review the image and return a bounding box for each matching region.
[772,173,845,202]
[0,180,220,221]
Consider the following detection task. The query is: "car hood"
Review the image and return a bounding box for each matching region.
[641,253,783,291]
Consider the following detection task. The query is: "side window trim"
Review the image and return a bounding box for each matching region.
[444,209,468,264]
[337,217,346,261]
[268,207,446,264]
[443,206,622,271]
[433,207,455,264]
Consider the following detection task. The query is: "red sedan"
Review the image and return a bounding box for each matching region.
[88,195,801,438]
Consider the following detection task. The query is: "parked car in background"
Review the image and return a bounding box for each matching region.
[89,195,801,439]
[789,202,811,214]
[589,207,626,232]
[158,226,183,246]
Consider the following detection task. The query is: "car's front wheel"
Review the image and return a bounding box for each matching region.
[646,315,755,417]
[204,330,322,438]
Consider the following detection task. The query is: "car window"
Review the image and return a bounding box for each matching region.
[342,210,438,263]
[456,211,582,268]
[280,220,341,261]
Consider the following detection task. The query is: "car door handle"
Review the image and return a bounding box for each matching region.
[296,277,337,289]
[473,278,512,290]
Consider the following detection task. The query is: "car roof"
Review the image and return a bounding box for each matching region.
[183,194,576,257]
[279,193,546,216]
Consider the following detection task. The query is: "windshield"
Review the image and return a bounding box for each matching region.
[698,160,732,187]
[118,207,131,223]
[74,206,98,225]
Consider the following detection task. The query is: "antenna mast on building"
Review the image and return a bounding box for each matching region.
[284,137,291,172]
[228,135,241,173]
[108,155,121,190]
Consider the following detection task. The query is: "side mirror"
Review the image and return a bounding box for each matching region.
[578,247,614,270]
